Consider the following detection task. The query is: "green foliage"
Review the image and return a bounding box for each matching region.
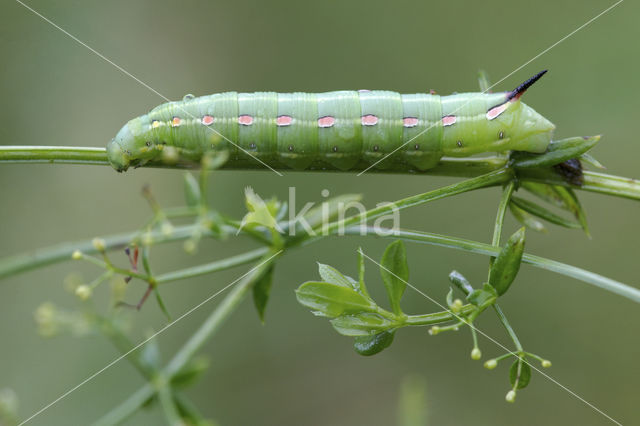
[354,330,396,356]
[380,240,409,315]
[488,228,525,296]
[295,281,377,317]
[5,136,640,424]
[509,359,532,390]
[252,264,275,323]
[511,135,600,168]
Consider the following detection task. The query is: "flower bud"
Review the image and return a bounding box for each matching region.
[92,238,106,252]
[71,250,83,260]
[505,390,516,403]
[35,302,55,324]
[75,285,92,300]
[484,359,498,370]
[541,359,552,368]
[471,348,482,360]
[451,299,463,314]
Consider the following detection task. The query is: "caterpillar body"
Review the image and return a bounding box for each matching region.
[107,71,555,173]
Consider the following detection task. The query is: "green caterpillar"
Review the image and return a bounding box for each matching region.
[107,71,555,173]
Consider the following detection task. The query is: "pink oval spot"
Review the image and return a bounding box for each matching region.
[317,116,335,128]
[276,115,293,126]
[201,115,215,125]
[486,103,509,120]
[238,115,253,126]
[403,117,419,128]
[358,89,371,93]
[442,115,457,126]
[361,114,378,126]
[171,117,182,127]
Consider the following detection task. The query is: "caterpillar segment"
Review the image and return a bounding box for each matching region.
[107,71,555,173]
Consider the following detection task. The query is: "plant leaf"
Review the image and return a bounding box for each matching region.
[353,330,396,356]
[171,356,209,388]
[380,240,409,315]
[449,270,474,295]
[241,187,283,233]
[488,228,525,296]
[509,202,547,233]
[357,247,370,297]
[330,313,394,336]
[252,264,275,323]
[510,196,581,229]
[511,135,600,168]
[154,287,172,321]
[553,186,590,237]
[509,359,532,389]
[579,153,605,170]
[467,284,497,309]
[318,263,354,288]
[183,172,201,208]
[521,183,590,236]
[295,281,377,317]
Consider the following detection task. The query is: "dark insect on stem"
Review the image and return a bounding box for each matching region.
[553,158,584,186]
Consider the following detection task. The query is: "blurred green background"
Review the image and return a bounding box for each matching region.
[1,0,639,424]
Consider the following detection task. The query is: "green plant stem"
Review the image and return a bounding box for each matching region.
[0,146,108,165]
[93,383,154,426]
[405,304,475,325]
[94,252,279,425]
[0,224,205,279]
[492,304,523,353]
[297,168,512,244]
[490,181,515,271]
[154,375,182,425]
[155,247,269,283]
[165,252,277,375]
[342,226,640,303]
[3,146,640,199]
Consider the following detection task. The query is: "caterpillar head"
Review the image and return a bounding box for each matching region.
[503,100,555,153]
[106,125,133,172]
[107,116,155,172]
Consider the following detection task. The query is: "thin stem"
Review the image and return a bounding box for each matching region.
[164,252,278,375]
[93,383,154,426]
[155,247,269,284]
[95,252,278,424]
[296,168,512,245]
[154,375,182,426]
[405,305,475,325]
[493,304,523,352]
[3,146,640,199]
[0,224,207,279]
[0,146,109,165]
[490,181,515,270]
[342,226,640,304]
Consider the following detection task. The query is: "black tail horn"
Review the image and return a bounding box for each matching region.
[508,70,547,101]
